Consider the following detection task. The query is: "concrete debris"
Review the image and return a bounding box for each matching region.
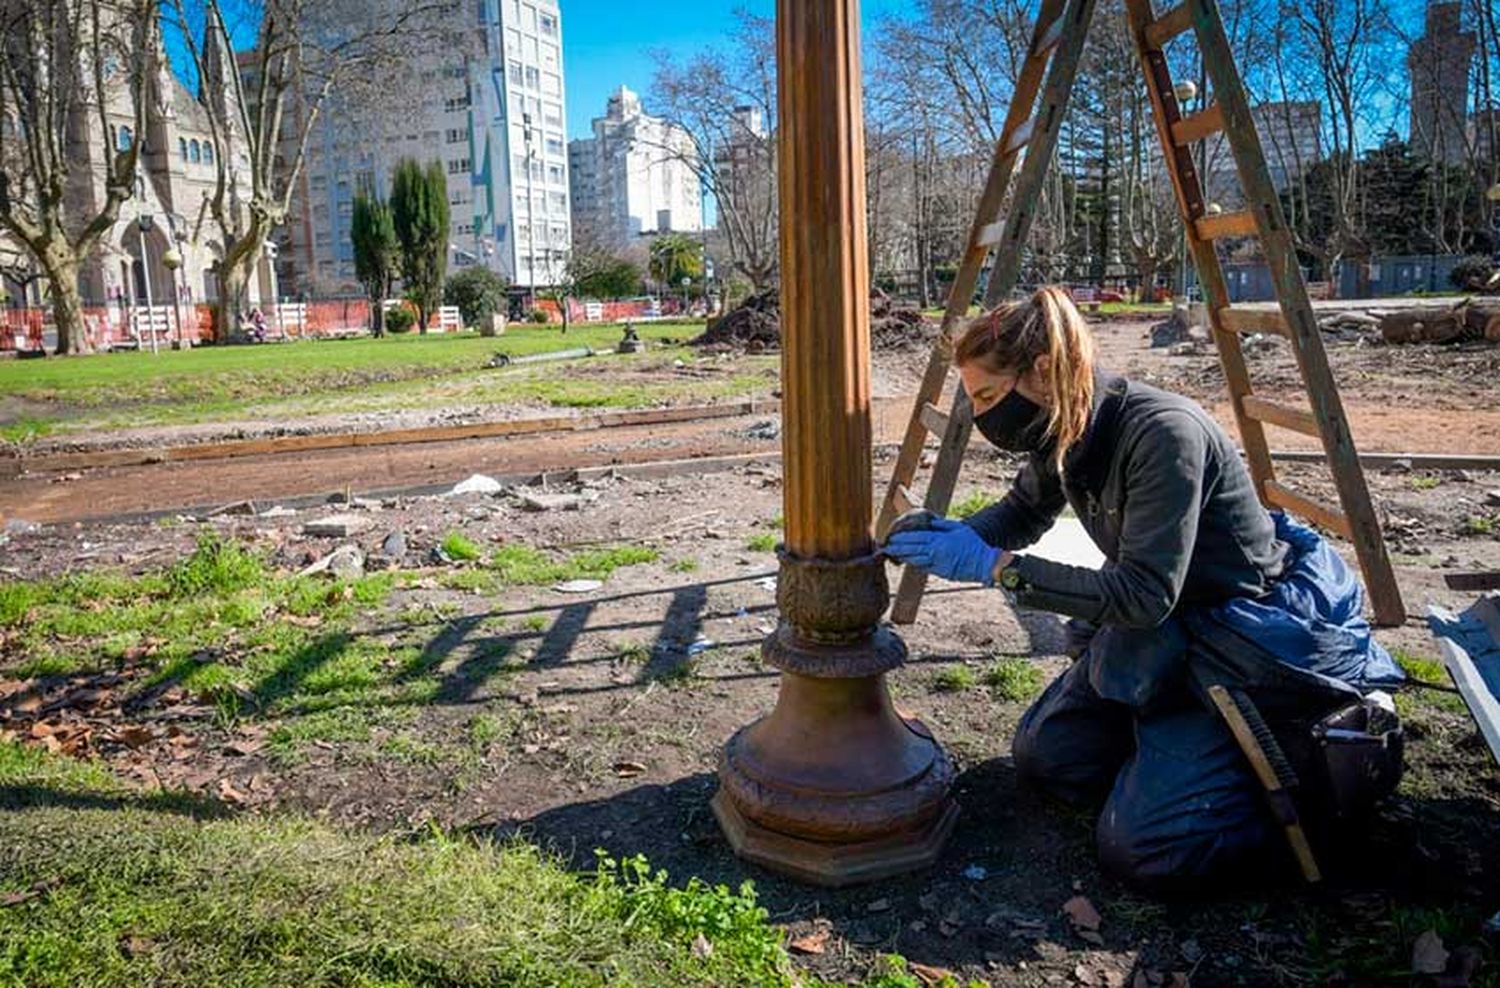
[745,419,781,441]
[381,530,408,559]
[3,518,41,535]
[516,490,592,512]
[1149,305,1203,348]
[1485,490,1500,507]
[326,545,366,580]
[298,543,364,578]
[258,506,297,519]
[302,513,373,538]
[553,578,603,594]
[450,474,504,496]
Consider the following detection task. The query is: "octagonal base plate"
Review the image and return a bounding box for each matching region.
[711,788,958,887]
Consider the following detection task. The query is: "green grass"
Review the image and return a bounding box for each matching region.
[983,657,1045,702]
[440,531,484,562]
[932,665,977,693]
[670,558,700,573]
[1393,648,1466,715]
[1410,475,1441,490]
[519,614,549,633]
[489,543,659,586]
[745,533,778,553]
[950,491,998,519]
[0,739,811,987]
[1461,515,1495,536]
[0,322,778,440]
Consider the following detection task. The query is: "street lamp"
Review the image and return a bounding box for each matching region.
[680,275,690,314]
[162,247,183,349]
[136,212,158,355]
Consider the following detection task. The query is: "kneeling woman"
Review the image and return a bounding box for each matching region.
[883,287,1402,890]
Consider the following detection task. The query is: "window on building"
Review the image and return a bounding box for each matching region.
[506,27,520,54]
[539,11,557,36]
[546,163,563,184]
[542,102,562,128]
[551,225,567,246]
[508,59,523,85]
[516,223,530,243]
[548,191,566,211]
[544,136,563,157]
[542,72,559,96]
[512,153,529,176]
[524,66,540,89]
[446,128,466,144]
[540,43,559,71]
[448,158,471,174]
[531,159,544,181]
[203,143,214,165]
[337,200,352,215]
[523,3,537,30]
[311,174,327,190]
[188,140,201,163]
[179,138,188,162]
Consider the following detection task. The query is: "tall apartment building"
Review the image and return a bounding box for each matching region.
[1204,101,1323,204]
[278,0,571,295]
[567,86,701,245]
[1408,1,1475,166]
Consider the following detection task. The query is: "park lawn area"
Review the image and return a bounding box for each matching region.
[0,321,715,442]
[0,739,807,988]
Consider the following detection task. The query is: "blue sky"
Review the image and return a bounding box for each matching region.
[560,0,908,140]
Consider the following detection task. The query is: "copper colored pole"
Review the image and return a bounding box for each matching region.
[711,0,956,886]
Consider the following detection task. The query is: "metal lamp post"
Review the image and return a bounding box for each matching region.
[137,212,158,355]
[162,247,183,348]
[1172,79,1198,302]
[680,275,690,315]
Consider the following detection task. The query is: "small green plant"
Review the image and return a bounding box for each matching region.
[1410,475,1440,490]
[745,533,778,552]
[951,491,998,519]
[932,664,976,692]
[669,558,700,573]
[520,614,549,632]
[165,533,266,597]
[384,305,416,334]
[441,531,484,562]
[528,308,550,324]
[984,656,1045,701]
[468,713,505,749]
[1461,515,1495,536]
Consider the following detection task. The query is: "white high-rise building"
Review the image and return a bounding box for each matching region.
[280,0,571,294]
[568,86,702,245]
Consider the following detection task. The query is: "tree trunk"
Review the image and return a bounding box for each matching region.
[370,287,386,337]
[215,261,251,343]
[44,254,91,356]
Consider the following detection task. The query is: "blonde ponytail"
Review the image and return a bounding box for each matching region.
[953,285,1097,470]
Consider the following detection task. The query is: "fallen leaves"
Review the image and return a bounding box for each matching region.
[1,876,62,907]
[787,928,830,955]
[909,961,957,986]
[1063,894,1105,945]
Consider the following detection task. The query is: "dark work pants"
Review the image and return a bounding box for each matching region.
[1012,623,1278,892]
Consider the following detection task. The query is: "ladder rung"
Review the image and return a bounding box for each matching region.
[1195,209,1259,240]
[1218,307,1289,338]
[1172,103,1225,145]
[1145,3,1195,48]
[1262,481,1353,540]
[1034,13,1065,55]
[919,401,951,437]
[1003,117,1036,156]
[1241,396,1320,438]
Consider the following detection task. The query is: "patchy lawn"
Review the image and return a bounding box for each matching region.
[1,463,1498,987]
[0,321,719,441]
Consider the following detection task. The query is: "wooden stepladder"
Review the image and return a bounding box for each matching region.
[876,0,1406,627]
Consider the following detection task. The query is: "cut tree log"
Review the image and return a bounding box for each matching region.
[1380,300,1500,345]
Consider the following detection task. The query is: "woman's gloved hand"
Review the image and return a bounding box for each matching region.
[882,517,1001,586]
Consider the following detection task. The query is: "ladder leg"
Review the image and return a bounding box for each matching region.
[886,0,1100,625]
[1190,1,1402,626]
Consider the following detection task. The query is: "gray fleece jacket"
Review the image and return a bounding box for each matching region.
[965,373,1288,629]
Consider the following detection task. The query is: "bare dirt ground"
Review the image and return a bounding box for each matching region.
[2,451,1498,986]
[4,314,1496,527]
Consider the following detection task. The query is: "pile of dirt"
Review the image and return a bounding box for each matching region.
[691,289,935,352]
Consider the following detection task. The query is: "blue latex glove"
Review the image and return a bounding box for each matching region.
[883,517,1001,586]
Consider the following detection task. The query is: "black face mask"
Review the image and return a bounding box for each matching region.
[973,386,1050,454]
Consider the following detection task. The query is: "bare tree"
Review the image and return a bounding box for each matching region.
[649,12,778,292]
[0,0,157,354]
[161,0,456,340]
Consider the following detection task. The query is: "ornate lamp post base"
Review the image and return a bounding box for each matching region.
[714,552,957,886]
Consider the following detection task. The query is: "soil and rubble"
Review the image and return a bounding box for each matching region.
[692,288,937,352]
[2,451,1498,986]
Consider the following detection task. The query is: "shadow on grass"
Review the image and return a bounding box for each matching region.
[0,783,233,820]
